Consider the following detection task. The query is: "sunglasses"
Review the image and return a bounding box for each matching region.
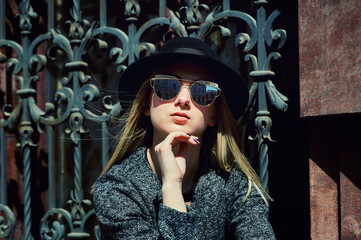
[150,75,221,106]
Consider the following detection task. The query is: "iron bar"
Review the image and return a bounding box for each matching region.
[256,6,267,71]
[74,135,83,202]
[255,3,271,191]
[59,124,66,207]
[0,123,7,205]
[250,1,287,191]
[0,0,5,39]
[46,0,56,210]
[22,141,33,240]
[47,125,56,209]
[101,121,108,169]
[100,0,107,27]
[47,0,54,30]
[21,23,34,238]
[223,0,230,11]
[159,0,166,17]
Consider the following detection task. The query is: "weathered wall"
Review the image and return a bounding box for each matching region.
[299,0,361,117]
[308,116,361,239]
[299,1,361,239]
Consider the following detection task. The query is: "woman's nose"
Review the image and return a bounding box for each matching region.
[175,86,191,107]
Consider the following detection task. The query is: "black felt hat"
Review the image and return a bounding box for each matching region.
[118,37,249,119]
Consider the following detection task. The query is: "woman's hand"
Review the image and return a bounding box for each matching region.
[154,132,200,212]
[155,132,199,184]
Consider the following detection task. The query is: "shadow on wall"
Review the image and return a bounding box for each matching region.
[308,115,361,239]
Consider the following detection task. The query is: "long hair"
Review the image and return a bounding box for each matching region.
[210,94,266,199]
[99,76,267,200]
[100,78,153,175]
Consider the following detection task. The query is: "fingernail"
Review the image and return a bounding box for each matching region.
[194,139,200,144]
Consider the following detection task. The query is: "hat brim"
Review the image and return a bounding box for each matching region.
[118,52,249,119]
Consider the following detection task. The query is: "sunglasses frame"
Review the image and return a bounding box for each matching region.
[150,74,221,107]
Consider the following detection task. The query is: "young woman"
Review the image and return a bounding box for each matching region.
[93,37,275,239]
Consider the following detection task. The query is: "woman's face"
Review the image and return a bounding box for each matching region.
[145,61,217,142]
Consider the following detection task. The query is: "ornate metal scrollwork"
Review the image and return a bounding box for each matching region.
[165,1,287,191]
[125,0,141,20]
[16,0,38,34]
[0,0,287,238]
[245,2,287,190]
[0,204,16,239]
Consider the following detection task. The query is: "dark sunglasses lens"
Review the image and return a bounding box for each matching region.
[153,79,181,100]
[190,82,218,106]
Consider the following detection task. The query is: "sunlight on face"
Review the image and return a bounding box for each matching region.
[146,61,217,141]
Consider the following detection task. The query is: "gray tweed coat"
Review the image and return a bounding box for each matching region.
[93,147,275,239]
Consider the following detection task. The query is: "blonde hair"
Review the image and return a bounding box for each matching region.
[100,79,153,175]
[98,76,268,201]
[210,95,267,200]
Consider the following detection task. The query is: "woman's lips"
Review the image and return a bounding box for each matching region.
[171,112,190,124]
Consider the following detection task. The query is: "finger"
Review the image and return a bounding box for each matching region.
[163,132,199,148]
[174,134,200,158]
[185,133,201,145]
[168,133,200,147]
[155,132,200,158]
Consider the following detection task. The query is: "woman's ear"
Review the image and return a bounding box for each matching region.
[144,108,150,116]
[208,118,216,127]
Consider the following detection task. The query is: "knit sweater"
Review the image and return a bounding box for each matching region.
[93,147,275,239]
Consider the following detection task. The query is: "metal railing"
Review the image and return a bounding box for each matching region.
[0,0,287,239]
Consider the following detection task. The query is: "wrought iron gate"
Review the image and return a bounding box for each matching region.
[0,0,287,239]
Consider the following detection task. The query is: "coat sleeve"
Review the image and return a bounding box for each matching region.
[230,174,276,239]
[158,204,198,239]
[93,170,197,240]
